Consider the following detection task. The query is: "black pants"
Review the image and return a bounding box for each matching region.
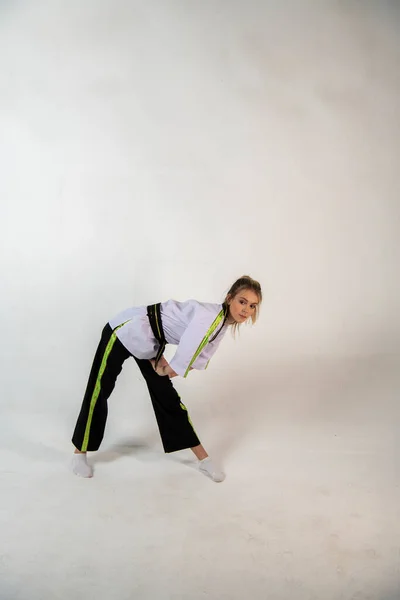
[72,323,200,453]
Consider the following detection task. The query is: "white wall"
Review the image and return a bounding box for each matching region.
[0,0,399,403]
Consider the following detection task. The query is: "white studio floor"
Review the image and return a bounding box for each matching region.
[1,355,399,600]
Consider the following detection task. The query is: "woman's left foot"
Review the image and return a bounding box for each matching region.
[72,453,93,478]
[198,457,225,482]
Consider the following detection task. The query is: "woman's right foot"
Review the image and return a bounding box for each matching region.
[72,453,93,478]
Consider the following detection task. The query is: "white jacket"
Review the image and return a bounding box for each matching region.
[109,299,228,377]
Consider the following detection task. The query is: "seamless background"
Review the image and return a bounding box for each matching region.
[0,1,399,599]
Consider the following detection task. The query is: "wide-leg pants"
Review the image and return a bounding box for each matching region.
[71,323,200,453]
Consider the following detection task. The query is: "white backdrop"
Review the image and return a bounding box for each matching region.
[1,2,399,599]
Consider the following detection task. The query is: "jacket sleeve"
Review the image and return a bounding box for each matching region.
[169,309,218,377]
[190,327,227,371]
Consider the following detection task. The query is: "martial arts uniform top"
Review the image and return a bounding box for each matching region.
[109,299,228,377]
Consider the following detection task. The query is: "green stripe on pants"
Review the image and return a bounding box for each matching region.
[81,324,124,452]
[180,401,198,437]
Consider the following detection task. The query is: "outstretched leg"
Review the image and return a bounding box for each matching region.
[71,323,131,477]
[134,357,225,482]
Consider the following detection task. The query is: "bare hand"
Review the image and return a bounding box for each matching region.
[150,357,169,376]
[149,357,177,378]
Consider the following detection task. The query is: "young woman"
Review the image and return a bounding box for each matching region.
[71,275,262,482]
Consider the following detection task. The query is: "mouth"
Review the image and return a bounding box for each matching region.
[240,315,247,319]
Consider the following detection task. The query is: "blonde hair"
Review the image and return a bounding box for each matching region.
[224,275,262,336]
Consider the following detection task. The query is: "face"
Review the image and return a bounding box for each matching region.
[227,288,260,323]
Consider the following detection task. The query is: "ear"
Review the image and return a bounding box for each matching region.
[226,294,232,305]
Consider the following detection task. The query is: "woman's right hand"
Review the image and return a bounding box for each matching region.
[150,355,168,371]
[150,357,178,378]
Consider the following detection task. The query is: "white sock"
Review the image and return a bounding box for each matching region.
[198,457,225,483]
[72,453,93,478]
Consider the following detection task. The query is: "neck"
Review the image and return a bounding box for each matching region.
[223,302,233,325]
